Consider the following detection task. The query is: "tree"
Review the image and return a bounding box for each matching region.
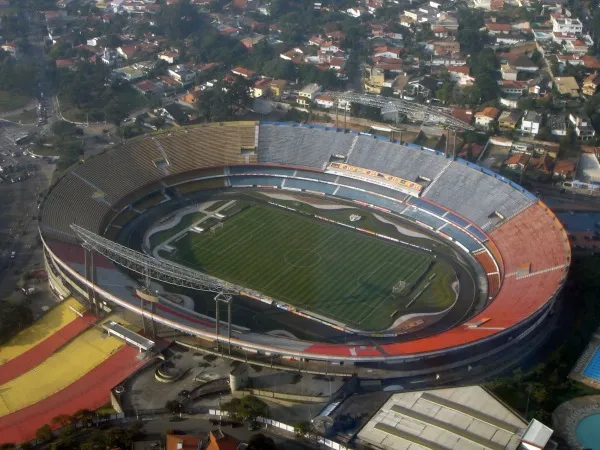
[436,81,455,105]
[35,424,54,443]
[0,301,32,344]
[165,400,182,414]
[222,396,269,422]
[51,414,73,428]
[51,120,78,136]
[247,433,277,450]
[531,49,542,64]
[293,421,311,439]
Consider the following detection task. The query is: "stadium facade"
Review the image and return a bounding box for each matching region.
[38,122,571,366]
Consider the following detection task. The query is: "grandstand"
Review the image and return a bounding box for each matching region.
[38,121,570,366]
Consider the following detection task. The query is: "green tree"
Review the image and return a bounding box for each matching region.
[222,395,269,422]
[0,301,32,344]
[436,81,455,105]
[35,424,54,443]
[165,400,182,414]
[51,120,78,136]
[293,421,311,439]
[247,433,277,450]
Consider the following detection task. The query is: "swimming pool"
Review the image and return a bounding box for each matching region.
[576,414,600,449]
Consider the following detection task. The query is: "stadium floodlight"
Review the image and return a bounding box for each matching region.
[70,224,235,295]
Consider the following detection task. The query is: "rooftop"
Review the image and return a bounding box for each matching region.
[357,386,542,450]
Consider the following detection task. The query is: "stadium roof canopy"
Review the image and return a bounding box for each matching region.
[357,386,553,450]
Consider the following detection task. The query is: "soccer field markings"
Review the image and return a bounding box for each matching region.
[261,230,340,293]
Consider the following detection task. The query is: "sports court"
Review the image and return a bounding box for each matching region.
[167,204,456,331]
[0,317,125,417]
[0,297,85,365]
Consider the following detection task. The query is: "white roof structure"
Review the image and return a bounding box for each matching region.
[357,386,552,450]
[520,419,554,450]
[576,153,600,184]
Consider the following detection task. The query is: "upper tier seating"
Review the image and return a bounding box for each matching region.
[40,173,111,240]
[258,125,355,169]
[424,163,533,230]
[489,204,569,274]
[348,137,451,182]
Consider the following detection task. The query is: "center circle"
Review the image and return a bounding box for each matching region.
[284,249,322,268]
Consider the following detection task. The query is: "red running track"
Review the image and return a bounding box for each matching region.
[0,313,97,385]
[0,345,145,444]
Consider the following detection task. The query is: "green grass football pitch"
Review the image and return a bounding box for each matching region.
[165,205,456,331]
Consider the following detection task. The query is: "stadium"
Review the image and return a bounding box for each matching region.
[38,121,571,370]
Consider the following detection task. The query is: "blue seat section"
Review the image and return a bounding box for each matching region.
[441,224,482,251]
[229,176,282,187]
[444,211,470,228]
[583,348,600,381]
[229,166,296,176]
[465,225,488,242]
[294,170,338,183]
[336,176,406,198]
[402,207,447,229]
[408,198,447,217]
[335,187,404,212]
[284,178,337,194]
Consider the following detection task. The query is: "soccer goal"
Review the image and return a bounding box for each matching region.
[392,280,410,296]
[210,222,224,234]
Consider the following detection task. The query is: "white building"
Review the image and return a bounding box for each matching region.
[552,16,583,34]
[521,110,543,135]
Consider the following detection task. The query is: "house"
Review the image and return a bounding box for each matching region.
[346,6,366,17]
[430,40,461,55]
[569,113,596,140]
[117,44,140,60]
[548,114,567,136]
[458,142,484,160]
[565,40,589,54]
[551,16,583,34]
[231,66,256,79]
[446,65,474,86]
[205,429,241,450]
[364,66,385,93]
[298,83,321,105]
[499,110,522,130]
[161,104,189,126]
[499,80,527,96]
[180,88,203,107]
[55,58,75,69]
[405,76,440,99]
[554,76,580,97]
[500,64,518,81]
[168,66,196,85]
[451,108,474,124]
[269,79,287,97]
[528,153,554,178]
[475,106,501,128]
[485,23,511,35]
[251,78,272,98]
[504,152,531,170]
[373,45,403,60]
[513,54,538,72]
[582,72,600,96]
[240,34,266,50]
[521,110,543,135]
[158,50,179,64]
[553,159,576,179]
[496,34,527,46]
[166,433,202,450]
[1,41,17,56]
[552,31,577,43]
[315,94,335,109]
[280,48,304,64]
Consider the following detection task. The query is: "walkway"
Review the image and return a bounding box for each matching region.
[552,395,600,449]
